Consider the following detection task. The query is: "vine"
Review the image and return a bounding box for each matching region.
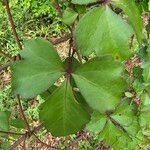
[0,0,150,149]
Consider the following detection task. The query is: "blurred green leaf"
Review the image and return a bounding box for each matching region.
[10,118,25,129]
[62,8,78,26]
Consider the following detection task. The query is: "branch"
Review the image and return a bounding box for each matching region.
[0,130,24,136]
[51,33,72,45]
[9,124,43,150]
[53,0,63,17]
[33,133,59,149]
[16,95,31,134]
[3,0,22,51]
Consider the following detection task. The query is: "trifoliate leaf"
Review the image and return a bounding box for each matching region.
[75,6,133,59]
[39,80,90,137]
[112,0,143,44]
[11,38,65,98]
[86,112,107,134]
[73,56,126,113]
[62,8,78,26]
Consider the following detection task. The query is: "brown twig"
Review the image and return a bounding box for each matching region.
[16,95,31,134]
[3,0,22,49]
[52,33,72,45]
[0,130,24,135]
[9,124,43,150]
[53,0,63,17]
[129,35,135,49]
[22,136,26,150]
[4,0,32,143]
[3,0,22,52]
[33,133,59,149]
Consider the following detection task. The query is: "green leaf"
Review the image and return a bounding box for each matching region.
[112,0,143,44]
[71,0,98,5]
[75,6,133,59]
[62,8,78,26]
[0,111,10,131]
[73,56,126,113]
[11,38,65,98]
[1,141,10,150]
[111,102,139,136]
[139,105,150,128]
[98,118,138,149]
[111,102,134,127]
[143,62,150,89]
[85,102,139,149]
[10,118,25,129]
[141,93,150,106]
[75,5,86,14]
[98,119,123,146]
[86,112,107,134]
[39,80,90,137]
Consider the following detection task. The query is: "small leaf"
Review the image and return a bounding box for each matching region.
[98,119,123,146]
[1,141,10,150]
[111,102,134,127]
[39,80,90,137]
[73,56,126,113]
[62,8,78,26]
[111,102,140,136]
[143,61,150,90]
[11,38,65,98]
[0,111,10,131]
[139,105,150,128]
[75,5,86,14]
[86,112,107,134]
[71,0,98,5]
[75,6,133,59]
[125,92,133,98]
[141,93,150,106]
[10,118,25,129]
[98,118,139,149]
[112,0,143,44]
